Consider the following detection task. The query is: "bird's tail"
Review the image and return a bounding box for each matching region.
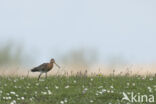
[31,68,39,72]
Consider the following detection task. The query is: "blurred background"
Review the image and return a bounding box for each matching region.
[0,0,156,75]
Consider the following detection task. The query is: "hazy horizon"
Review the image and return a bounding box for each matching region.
[0,0,156,64]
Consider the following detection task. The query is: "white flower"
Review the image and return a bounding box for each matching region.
[65,85,69,89]
[90,100,93,103]
[7,96,11,100]
[48,90,52,95]
[102,89,106,93]
[10,102,14,104]
[10,100,16,104]
[55,86,59,89]
[36,83,39,86]
[17,98,20,100]
[110,86,114,89]
[0,90,2,93]
[111,90,114,93]
[30,97,34,101]
[147,86,152,92]
[45,87,48,89]
[98,86,103,89]
[98,91,102,94]
[60,101,64,104]
[107,90,110,93]
[96,93,99,96]
[30,98,33,101]
[10,92,16,95]
[41,91,47,95]
[148,86,151,89]
[35,91,38,94]
[132,83,135,86]
[149,77,153,81]
[6,93,10,95]
[21,97,24,100]
[84,88,88,91]
[82,88,88,94]
[73,80,77,83]
[64,98,67,103]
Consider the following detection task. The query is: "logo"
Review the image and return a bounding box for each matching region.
[122,92,155,103]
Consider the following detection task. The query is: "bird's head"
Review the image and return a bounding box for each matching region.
[50,58,55,63]
[50,58,60,68]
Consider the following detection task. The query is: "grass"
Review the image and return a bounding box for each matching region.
[0,75,155,104]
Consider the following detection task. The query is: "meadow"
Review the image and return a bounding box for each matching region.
[0,75,155,104]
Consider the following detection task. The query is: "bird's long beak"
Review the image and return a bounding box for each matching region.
[54,62,60,69]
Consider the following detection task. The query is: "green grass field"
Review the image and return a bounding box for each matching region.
[0,75,155,104]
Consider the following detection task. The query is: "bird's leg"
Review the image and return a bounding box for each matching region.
[45,73,47,79]
[38,73,42,80]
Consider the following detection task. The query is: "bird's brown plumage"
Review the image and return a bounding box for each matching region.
[31,63,53,72]
[31,58,60,80]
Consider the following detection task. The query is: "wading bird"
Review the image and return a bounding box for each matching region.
[31,58,60,80]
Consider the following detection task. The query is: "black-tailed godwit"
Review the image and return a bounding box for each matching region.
[31,58,60,80]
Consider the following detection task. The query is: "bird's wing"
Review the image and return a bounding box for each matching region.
[35,63,48,70]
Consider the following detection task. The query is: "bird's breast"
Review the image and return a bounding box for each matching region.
[47,63,53,70]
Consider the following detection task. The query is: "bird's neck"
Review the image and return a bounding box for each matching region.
[48,62,53,69]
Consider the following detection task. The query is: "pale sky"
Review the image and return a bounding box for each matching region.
[0,0,156,64]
